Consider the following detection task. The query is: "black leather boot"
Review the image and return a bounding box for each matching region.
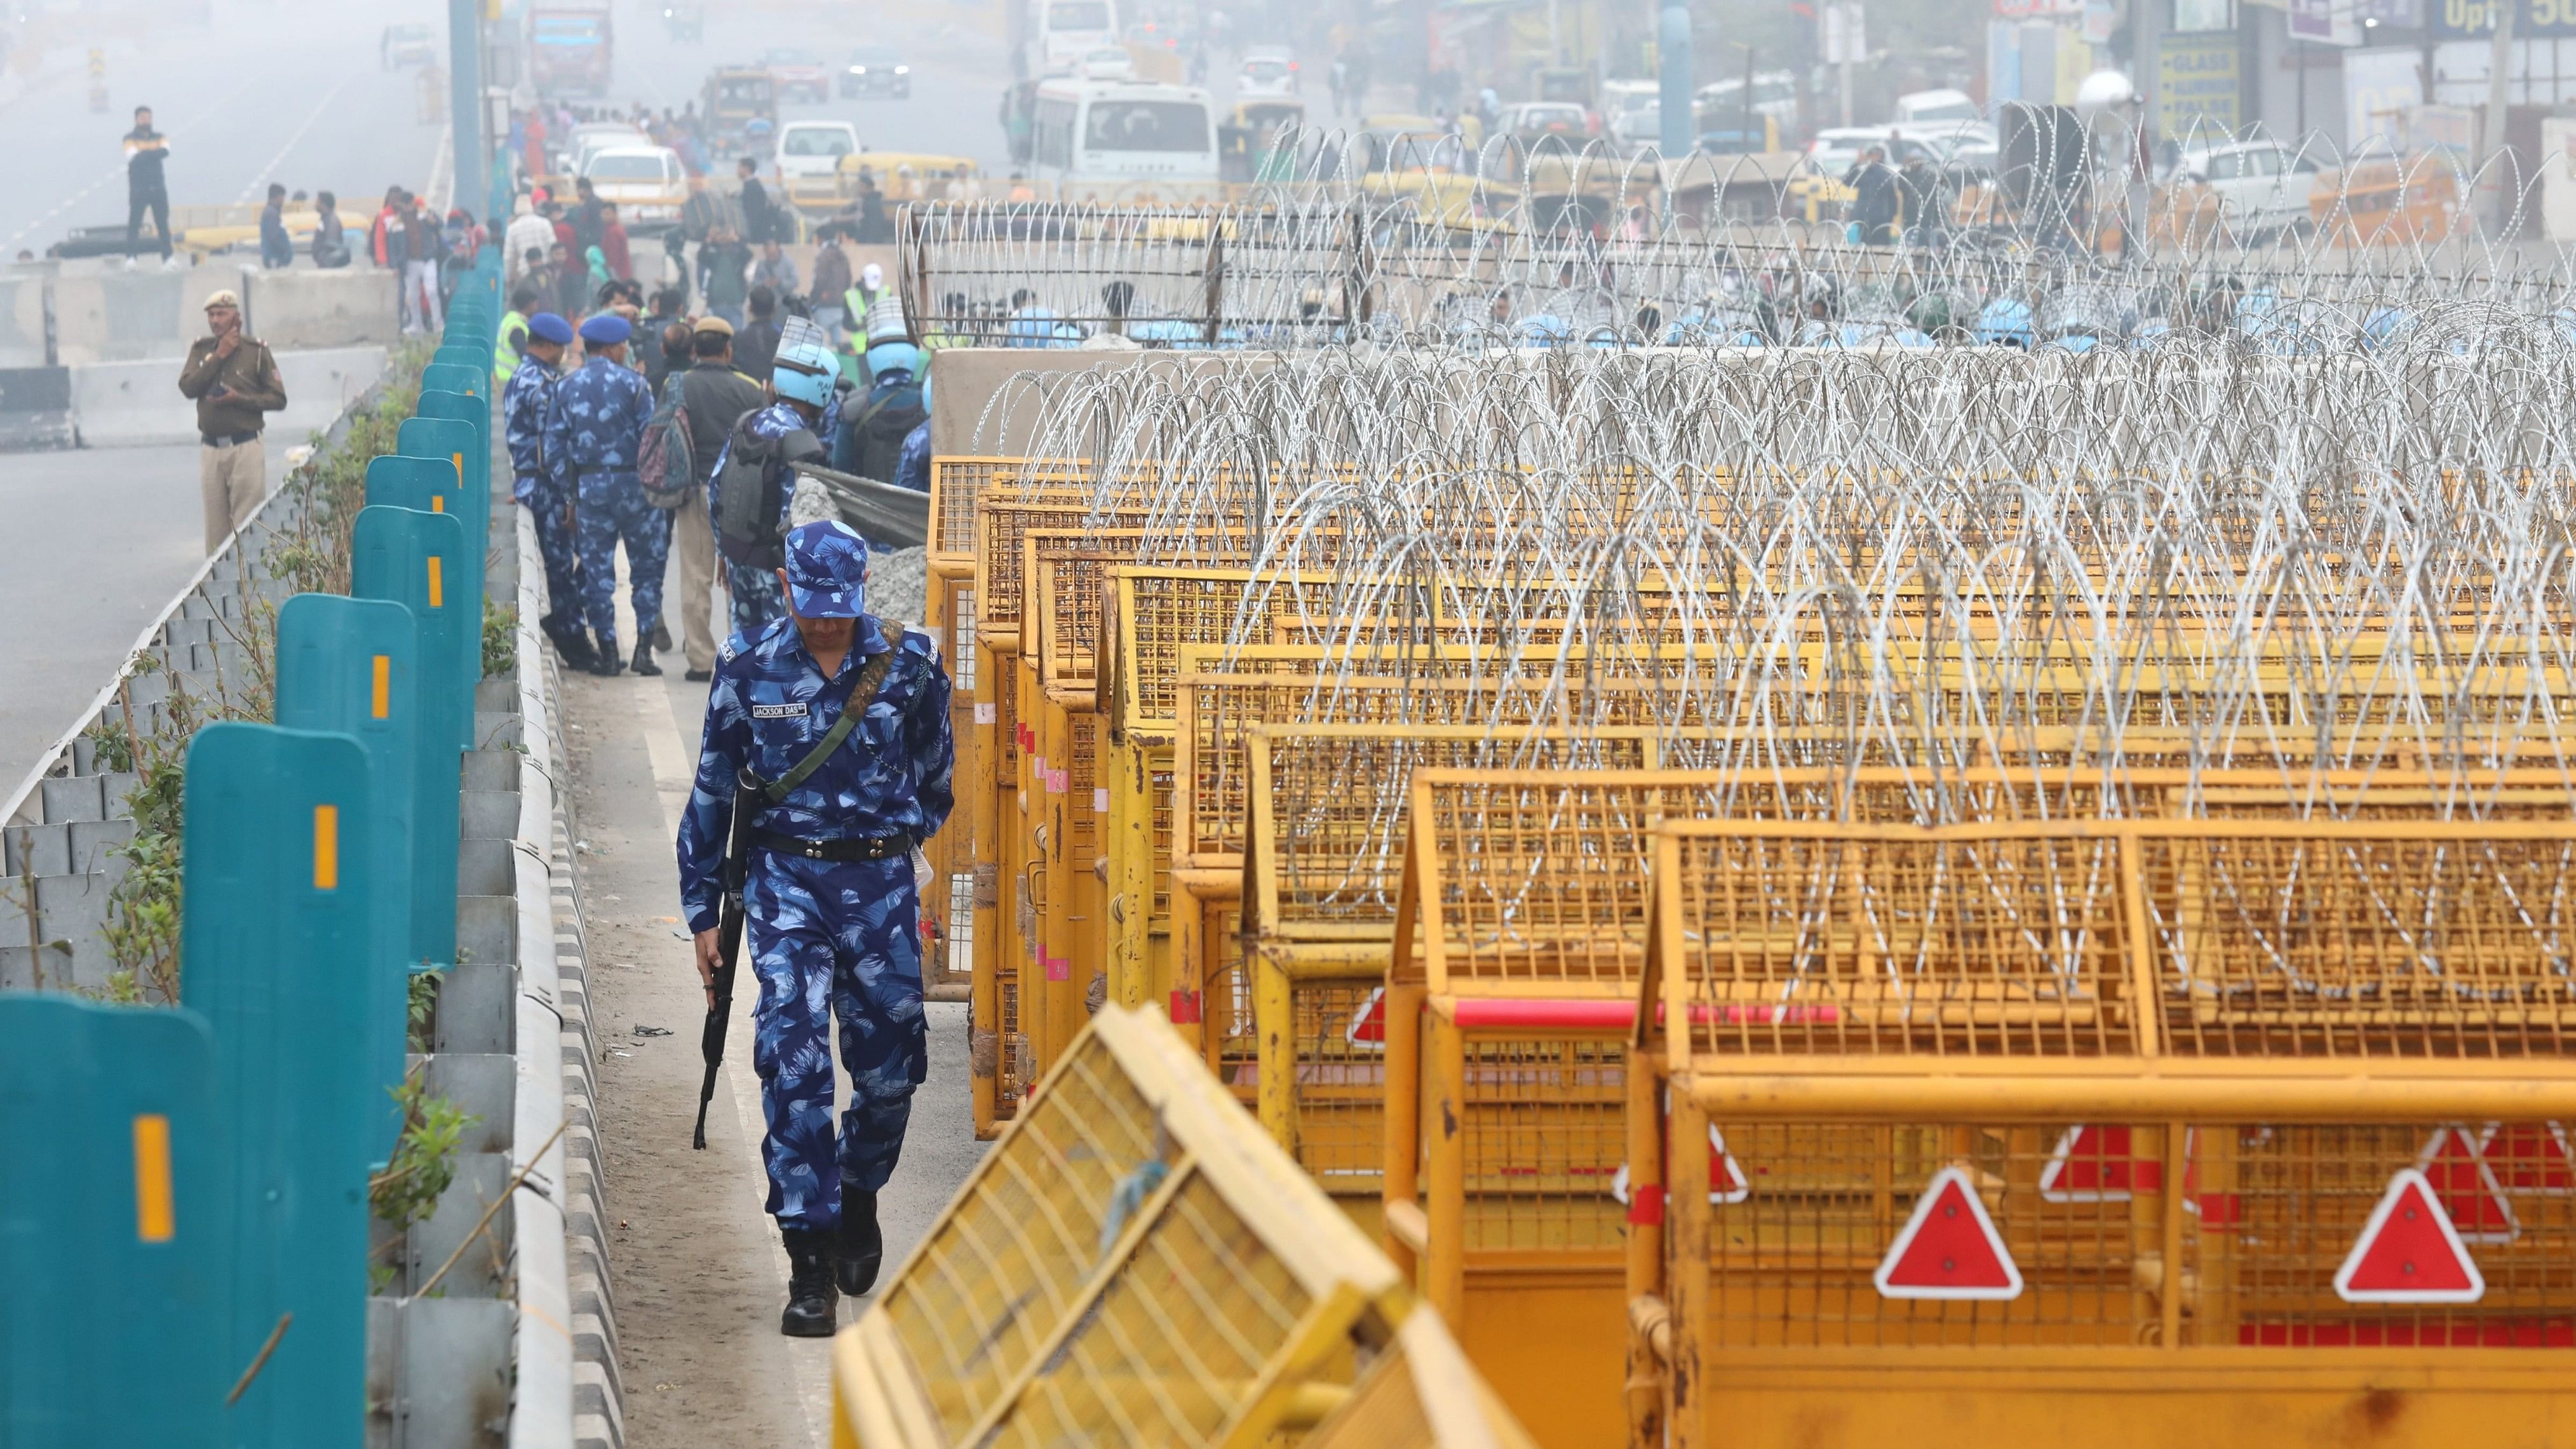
[543,615,596,672]
[779,1227,839,1337]
[835,1190,884,1297]
[630,640,663,677]
[589,634,624,677]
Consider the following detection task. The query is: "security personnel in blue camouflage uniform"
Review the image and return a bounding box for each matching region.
[504,312,593,672]
[543,311,665,676]
[708,318,840,641]
[676,520,953,1335]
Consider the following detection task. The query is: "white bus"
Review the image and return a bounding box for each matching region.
[1036,0,1119,74]
[1028,79,1222,205]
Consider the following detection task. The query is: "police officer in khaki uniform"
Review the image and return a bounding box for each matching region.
[177,288,287,553]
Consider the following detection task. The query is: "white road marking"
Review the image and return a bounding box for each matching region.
[234,72,357,204]
[3,69,269,250]
[624,630,830,1448]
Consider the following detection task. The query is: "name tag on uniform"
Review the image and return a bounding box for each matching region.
[750,703,807,719]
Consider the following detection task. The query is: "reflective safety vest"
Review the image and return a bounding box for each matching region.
[493,309,529,386]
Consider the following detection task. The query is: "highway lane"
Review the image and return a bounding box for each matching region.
[0,0,447,257]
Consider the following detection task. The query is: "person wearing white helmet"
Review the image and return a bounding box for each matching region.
[708,316,841,639]
[842,260,890,346]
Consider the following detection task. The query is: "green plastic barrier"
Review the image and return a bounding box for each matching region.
[181,721,379,1449]
[431,344,487,382]
[421,361,484,401]
[361,457,475,749]
[397,414,490,697]
[274,593,419,1157]
[1,995,227,1446]
[351,504,469,971]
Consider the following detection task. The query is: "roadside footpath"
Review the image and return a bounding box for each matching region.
[556,554,983,1449]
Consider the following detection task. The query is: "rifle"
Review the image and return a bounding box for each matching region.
[691,767,759,1150]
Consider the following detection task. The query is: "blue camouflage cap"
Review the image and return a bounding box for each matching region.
[577,311,631,346]
[527,312,574,345]
[783,520,868,619]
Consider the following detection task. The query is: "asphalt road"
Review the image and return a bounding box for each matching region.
[0,0,1012,793]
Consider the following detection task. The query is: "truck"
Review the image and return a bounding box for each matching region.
[528,2,612,97]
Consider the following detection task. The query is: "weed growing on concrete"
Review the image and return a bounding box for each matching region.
[372,1070,476,1239]
[483,600,518,680]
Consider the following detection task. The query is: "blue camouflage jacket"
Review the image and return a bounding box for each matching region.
[541,354,654,489]
[502,354,559,503]
[706,397,835,539]
[675,614,955,934]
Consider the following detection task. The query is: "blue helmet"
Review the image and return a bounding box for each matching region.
[865,339,924,379]
[771,316,841,407]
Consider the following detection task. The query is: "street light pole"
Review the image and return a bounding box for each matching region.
[449,0,485,220]
[1659,0,1694,159]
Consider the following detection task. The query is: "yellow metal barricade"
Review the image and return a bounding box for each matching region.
[1632,814,2576,1449]
[830,1005,1539,1447]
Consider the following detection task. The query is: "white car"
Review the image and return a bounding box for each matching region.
[1076,45,1135,80]
[566,122,647,177]
[1894,88,1979,125]
[1237,46,1297,97]
[775,120,858,180]
[2178,140,2319,238]
[579,146,687,226]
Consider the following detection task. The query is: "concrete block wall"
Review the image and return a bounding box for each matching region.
[70,344,389,447]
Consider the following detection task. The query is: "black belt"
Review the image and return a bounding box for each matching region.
[751,829,912,863]
[203,431,259,447]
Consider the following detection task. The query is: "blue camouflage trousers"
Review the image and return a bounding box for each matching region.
[746,850,927,1231]
[525,478,584,630]
[725,558,786,641]
[574,472,673,647]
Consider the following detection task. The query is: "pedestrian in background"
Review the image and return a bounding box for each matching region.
[699,222,752,327]
[673,518,953,1337]
[544,311,665,675]
[504,195,553,288]
[370,186,403,269]
[673,316,764,678]
[401,194,445,333]
[809,225,853,344]
[734,285,783,379]
[123,104,173,269]
[177,288,287,552]
[572,176,607,255]
[259,183,291,269]
[506,311,594,671]
[736,156,774,244]
[312,189,349,267]
[496,281,537,385]
[553,240,588,320]
[750,239,798,301]
[602,203,633,280]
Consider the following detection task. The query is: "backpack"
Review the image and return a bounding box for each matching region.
[713,414,823,567]
[638,373,696,509]
[842,379,926,485]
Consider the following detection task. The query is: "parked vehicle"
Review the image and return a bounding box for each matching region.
[1076,46,1134,80]
[527,2,612,97]
[703,67,778,151]
[1027,78,1222,205]
[566,121,647,177]
[1032,0,1120,75]
[764,47,832,104]
[2173,140,2319,239]
[580,145,689,229]
[842,44,912,98]
[1497,101,1589,144]
[1894,88,1979,125]
[776,120,859,182]
[1237,46,1297,97]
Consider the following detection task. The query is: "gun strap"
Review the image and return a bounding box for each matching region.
[752,619,907,805]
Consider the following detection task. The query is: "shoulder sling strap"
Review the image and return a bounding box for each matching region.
[747,619,910,804]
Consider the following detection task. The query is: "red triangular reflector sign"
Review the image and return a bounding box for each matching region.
[2335,1168,2485,1304]
[1875,1167,2023,1300]
[1345,987,1386,1048]
[2038,1124,2167,1203]
[2481,1122,2576,1196]
[1610,1124,1752,1206]
[2416,1126,2519,1244]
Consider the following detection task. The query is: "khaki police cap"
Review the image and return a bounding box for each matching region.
[203,289,242,311]
[692,315,735,338]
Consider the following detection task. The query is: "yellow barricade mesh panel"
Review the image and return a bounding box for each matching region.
[880,1034,1159,1434]
[933,457,1087,560]
[1119,571,1349,729]
[988,1171,1321,1446]
[1459,1039,1627,1252]
[1305,1339,1434,1449]
[1294,976,1387,1190]
[1690,1120,2576,1349]
[1668,830,2136,1059]
[1209,904,1256,1096]
[1151,765,1175,919]
[978,501,1143,633]
[2141,833,2576,1058]
[1070,715,1100,854]
[998,974,1025,1104]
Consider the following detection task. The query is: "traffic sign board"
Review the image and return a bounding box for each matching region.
[1611,1124,1751,1206]
[1875,1167,2023,1300]
[2416,1126,2519,1244]
[2335,1168,2486,1304]
[1347,986,1386,1048]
